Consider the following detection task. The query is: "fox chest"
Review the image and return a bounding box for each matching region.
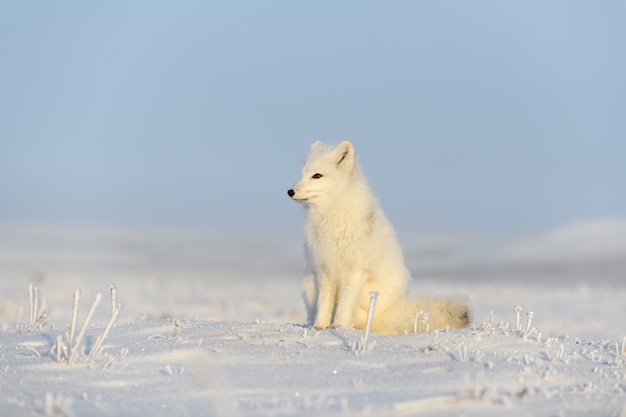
[305,219,368,275]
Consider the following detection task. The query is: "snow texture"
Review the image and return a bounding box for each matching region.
[1,220,625,416]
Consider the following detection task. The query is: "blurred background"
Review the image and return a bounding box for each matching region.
[1,2,625,338]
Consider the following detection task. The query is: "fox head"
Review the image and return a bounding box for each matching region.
[287,140,357,207]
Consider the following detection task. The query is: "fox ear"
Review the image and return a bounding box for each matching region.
[310,140,324,150]
[334,140,355,171]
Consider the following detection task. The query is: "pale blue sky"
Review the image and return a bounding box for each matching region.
[1,2,624,236]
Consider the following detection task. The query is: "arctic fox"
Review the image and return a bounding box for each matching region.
[288,140,470,335]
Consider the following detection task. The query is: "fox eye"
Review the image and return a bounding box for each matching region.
[311,173,323,179]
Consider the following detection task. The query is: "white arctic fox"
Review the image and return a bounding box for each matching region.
[288,140,470,334]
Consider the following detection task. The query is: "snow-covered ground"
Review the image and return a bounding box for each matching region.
[1,219,625,416]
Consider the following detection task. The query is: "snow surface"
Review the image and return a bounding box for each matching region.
[1,220,625,416]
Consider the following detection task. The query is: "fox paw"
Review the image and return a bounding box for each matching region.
[312,320,331,330]
[330,321,353,330]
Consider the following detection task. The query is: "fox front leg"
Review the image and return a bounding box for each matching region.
[332,277,366,329]
[302,273,318,327]
[313,276,336,330]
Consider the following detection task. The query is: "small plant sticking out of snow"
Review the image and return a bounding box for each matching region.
[17,284,48,332]
[522,311,536,340]
[353,291,378,354]
[109,285,118,318]
[422,313,430,333]
[67,290,80,356]
[512,304,538,340]
[46,286,121,366]
[412,311,431,334]
[87,306,120,362]
[67,292,101,365]
[524,311,534,333]
[513,305,523,332]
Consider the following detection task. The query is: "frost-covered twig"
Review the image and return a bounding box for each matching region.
[67,290,80,355]
[22,284,47,331]
[28,284,36,329]
[88,307,119,361]
[109,285,117,320]
[68,293,101,365]
[412,311,431,333]
[355,291,378,353]
[422,313,430,333]
[551,344,565,362]
[55,336,63,363]
[513,305,523,332]
[29,312,48,333]
[524,311,534,333]
[455,345,468,362]
[522,311,535,340]
[413,311,423,334]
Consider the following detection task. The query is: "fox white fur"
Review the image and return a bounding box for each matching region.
[288,140,470,335]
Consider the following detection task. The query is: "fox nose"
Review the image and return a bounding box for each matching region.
[287,189,295,198]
